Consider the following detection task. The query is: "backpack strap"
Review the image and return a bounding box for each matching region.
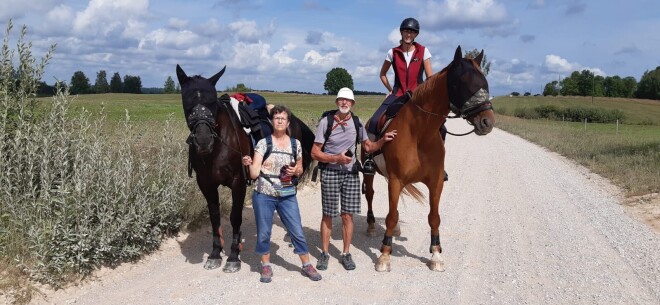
[318,110,361,169]
[259,135,297,185]
[262,135,273,162]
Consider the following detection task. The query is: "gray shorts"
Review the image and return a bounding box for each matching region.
[320,169,361,217]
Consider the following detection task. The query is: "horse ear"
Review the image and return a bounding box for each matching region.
[454,45,462,63]
[475,50,484,66]
[209,66,226,86]
[176,64,188,85]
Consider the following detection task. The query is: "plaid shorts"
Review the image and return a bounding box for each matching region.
[320,169,361,217]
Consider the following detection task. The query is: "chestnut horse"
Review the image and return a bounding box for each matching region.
[361,46,495,272]
[176,65,315,272]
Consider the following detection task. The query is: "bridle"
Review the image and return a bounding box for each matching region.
[186,101,248,156]
[413,59,493,136]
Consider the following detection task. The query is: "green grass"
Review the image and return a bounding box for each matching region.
[493,95,660,125]
[48,92,386,126]
[494,96,659,196]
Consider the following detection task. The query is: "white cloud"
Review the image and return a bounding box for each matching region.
[229,19,275,43]
[544,54,579,73]
[352,65,380,82]
[421,0,509,30]
[230,41,271,70]
[41,5,74,34]
[138,29,202,50]
[167,18,188,30]
[543,54,606,77]
[73,0,149,38]
[273,43,297,65]
[303,49,341,69]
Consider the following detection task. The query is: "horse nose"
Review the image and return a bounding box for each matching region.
[481,117,493,129]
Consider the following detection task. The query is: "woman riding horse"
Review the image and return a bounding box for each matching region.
[361,46,495,272]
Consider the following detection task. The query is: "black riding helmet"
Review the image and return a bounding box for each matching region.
[400,17,420,33]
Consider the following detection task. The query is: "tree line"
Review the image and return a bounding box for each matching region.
[36,70,155,95]
[542,66,660,100]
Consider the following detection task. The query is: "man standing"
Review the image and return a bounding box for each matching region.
[311,87,397,270]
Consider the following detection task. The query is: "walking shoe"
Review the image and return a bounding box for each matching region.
[316,252,329,270]
[301,264,322,281]
[341,253,356,270]
[260,265,273,283]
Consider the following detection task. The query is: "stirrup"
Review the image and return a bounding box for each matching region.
[362,157,376,175]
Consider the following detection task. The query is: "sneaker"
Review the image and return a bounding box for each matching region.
[316,252,329,270]
[260,265,273,283]
[341,253,356,270]
[301,264,322,281]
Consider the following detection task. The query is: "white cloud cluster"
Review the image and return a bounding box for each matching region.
[420,0,509,30]
[228,19,275,43]
[544,54,579,73]
[72,0,149,40]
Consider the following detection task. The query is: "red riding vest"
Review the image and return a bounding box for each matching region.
[391,42,426,96]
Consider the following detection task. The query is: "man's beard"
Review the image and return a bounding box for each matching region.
[339,106,350,114]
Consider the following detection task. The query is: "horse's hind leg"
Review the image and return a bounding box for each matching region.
[362,174,377,236]
[223,179,246,273]
[200,185,224,270]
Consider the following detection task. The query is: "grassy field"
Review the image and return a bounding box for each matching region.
[59,92,385,124]
[494,95,660,125]
[58,92,659,197]
[493,96,659,196]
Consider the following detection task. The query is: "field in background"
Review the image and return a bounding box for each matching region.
[61,92,386,126]
[493,95,659,196]
[494,95,660,125]
[56,92,659,197]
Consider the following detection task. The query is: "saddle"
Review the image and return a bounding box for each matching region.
[368,91,412,138]
[226,93,273,145]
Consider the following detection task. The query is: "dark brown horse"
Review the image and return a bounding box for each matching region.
[361,46,495,272]
[176,65,315,272]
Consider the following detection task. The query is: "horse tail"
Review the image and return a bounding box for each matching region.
[402,184,426,203]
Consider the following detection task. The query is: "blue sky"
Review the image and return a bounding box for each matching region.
[2,0,659,96]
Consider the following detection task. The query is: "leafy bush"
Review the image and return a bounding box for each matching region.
[1,21,191,296]
[512,107,539,119]
[511,104,625,123]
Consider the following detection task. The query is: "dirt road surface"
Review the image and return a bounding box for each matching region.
[32,120,660,305]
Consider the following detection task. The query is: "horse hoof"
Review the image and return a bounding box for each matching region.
[366,226,377,237]
[428,260,446,272]
[375,261,391,272]
[223,261,241,273]
[204,258,222,270]
[375,255,391,272]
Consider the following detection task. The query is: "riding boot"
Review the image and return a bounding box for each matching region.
[362,155,376,175]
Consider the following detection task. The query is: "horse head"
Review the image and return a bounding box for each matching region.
[446,46,495,135]
[176,64,226,155]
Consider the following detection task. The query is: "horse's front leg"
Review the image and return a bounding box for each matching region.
[376,178,403,272]
[223,178,246,273]
[427,178,445,272]
[200,184,224,270]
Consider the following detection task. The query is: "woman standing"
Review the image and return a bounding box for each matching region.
[242,105,322,283]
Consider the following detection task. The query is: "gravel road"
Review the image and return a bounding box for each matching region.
[33,120,660,305]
